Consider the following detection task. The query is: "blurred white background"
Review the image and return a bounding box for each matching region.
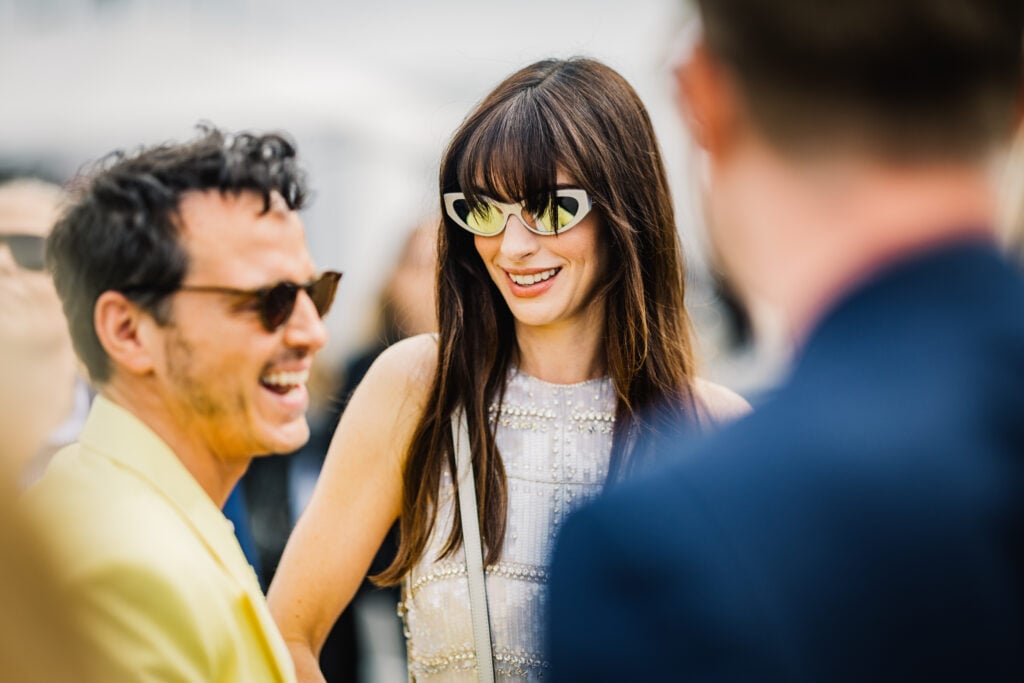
[1,0,765,389]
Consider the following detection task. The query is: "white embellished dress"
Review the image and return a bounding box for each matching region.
[400,368,616,681]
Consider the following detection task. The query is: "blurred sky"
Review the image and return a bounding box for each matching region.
[1,0,734,376]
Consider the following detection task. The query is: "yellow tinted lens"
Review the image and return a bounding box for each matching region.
[466,202,506,235]
[535,203,577,233]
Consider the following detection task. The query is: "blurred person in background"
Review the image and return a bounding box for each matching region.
[377,218,440,345]
[0,175,99,683]
[23,126,341,682]
[0,176,80,481]
[245,219,437,682]
[547,1,1024,681]
[269,57,747,682]
[311,218,437,683]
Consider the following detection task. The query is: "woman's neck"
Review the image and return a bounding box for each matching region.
[512,310,606,385]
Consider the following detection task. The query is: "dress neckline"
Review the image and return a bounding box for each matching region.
[510,366,611,390]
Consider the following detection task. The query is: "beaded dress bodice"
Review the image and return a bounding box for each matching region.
[400,369,615,681]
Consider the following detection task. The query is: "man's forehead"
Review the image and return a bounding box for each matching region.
[177,189,303,244]
[178,188,290,221]
[177,188,313,283]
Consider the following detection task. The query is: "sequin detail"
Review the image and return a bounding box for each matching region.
[489,403,614,434]
[405,647,551,679]
[404,369,615,681]
[409,561,550,594]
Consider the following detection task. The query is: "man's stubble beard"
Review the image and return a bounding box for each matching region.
[164,326,241,419]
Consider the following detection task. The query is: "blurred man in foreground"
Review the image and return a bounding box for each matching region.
[24,127,340,682]
[0,176,99,683]
[548,1,1024,680]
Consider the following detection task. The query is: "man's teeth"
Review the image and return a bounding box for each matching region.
[508,268,559,286]
[261,369,309,388]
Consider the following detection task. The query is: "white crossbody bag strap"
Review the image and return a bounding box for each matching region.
[453,408,496,683]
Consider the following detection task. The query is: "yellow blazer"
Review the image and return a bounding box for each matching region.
[24,396,297,683]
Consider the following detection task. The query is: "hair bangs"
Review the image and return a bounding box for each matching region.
[455,92,565,218]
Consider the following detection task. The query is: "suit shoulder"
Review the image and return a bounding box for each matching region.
[27,455,257,678]
[67,547,238,682]
[26,449,220,577]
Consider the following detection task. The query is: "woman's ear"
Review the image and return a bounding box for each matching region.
[93,290,158,377]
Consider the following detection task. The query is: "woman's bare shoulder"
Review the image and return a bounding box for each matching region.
[320,333,440,490]
[693,377,752,425]
[363,333,439,391]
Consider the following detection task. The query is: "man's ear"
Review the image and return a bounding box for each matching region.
[674,39,740,161]
[1016,85,1024,128]
[93,291,158,376]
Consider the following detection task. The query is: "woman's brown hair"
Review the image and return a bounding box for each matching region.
[374,57,699,585]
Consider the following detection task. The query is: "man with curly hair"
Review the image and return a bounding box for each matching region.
[24,127,341,682]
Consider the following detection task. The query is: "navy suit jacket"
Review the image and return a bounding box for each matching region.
[547,240,1024,682]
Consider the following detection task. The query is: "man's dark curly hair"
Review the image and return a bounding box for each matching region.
[46,124,310,384]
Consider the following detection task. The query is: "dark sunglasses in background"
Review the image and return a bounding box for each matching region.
[127,270,342,332]
[0,233,46,271]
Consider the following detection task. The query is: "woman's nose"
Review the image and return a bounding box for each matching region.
[499,215,539,262]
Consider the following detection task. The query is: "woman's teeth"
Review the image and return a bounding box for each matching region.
[508,268,559,286]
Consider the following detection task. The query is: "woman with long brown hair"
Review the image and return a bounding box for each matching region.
[268,57,747,682]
